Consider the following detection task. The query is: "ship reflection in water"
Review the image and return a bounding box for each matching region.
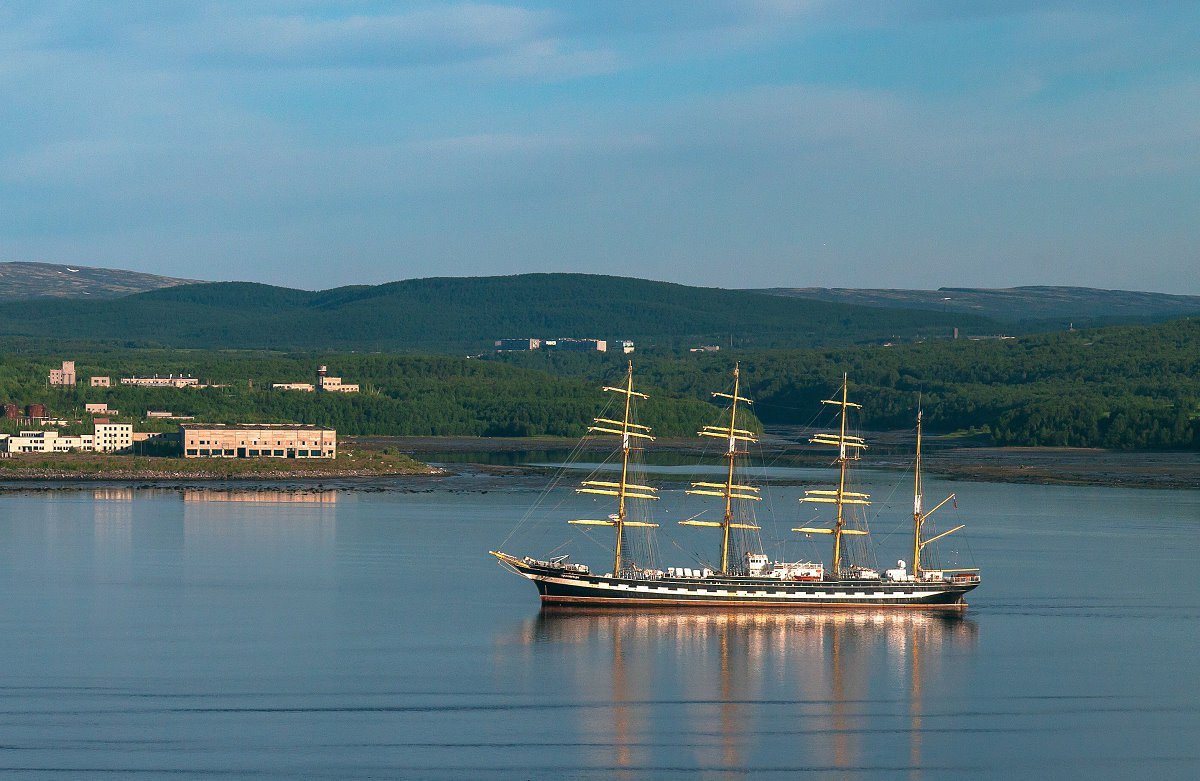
[508,609,978,778]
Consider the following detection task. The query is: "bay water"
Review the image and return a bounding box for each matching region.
[0,467,1197,778]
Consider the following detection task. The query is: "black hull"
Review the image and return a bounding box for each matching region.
[495,553,977,610]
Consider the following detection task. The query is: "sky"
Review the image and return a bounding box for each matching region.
[1,1,1198,293]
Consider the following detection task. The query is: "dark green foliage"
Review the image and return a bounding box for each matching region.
[496,319,1200,451]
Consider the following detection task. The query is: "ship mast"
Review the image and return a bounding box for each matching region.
[911,408,965,577]
[793,374,869,578]
[680,363,761,573]
[570,361,658,575]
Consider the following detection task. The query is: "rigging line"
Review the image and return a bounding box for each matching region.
[667,536,715,571]
[545,539,573,557]
[498,400,624,550]
[867,459,912,550]
[498,373,633,549]
[499,403,617,549]
[576,526,615,557]
[498,444,594,549]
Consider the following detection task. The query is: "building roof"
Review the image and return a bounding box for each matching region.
[178,423,332,431]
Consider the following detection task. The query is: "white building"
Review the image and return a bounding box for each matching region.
[2,430,94,453]
[545,338,607,352]
[94,423,133,453]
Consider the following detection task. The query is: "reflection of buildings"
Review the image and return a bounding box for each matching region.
[183,489,338,504]
[514,609,978,776]
[93,488,135,502]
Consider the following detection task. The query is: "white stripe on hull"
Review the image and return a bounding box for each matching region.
[541,595,968,609]
[529,572,970,607]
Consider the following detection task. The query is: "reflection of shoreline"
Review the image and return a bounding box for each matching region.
[513,608,977,776]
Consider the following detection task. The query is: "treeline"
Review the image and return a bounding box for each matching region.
[6,316,1198,449]
[0,350,730,438]
[496,319,1200,450]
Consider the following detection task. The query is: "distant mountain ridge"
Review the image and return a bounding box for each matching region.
[0,273,988,352]
[0,262,196,300]
[3,261,1197,350]
[760,285,1200,324]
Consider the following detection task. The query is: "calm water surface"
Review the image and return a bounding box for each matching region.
[0,469,1197,779]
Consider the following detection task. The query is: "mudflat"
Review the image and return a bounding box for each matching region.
[361,435,1200,490]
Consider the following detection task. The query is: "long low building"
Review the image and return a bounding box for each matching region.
[1,430,94,453]
[180,424,336,459]
[121,375,200,388]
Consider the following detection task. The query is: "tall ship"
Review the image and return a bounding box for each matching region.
[491,363,980,609]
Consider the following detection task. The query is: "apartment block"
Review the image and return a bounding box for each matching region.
[90,376,111,387]
[94,423,133,453]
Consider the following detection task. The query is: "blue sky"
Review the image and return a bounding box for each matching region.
[1,1,1197,292]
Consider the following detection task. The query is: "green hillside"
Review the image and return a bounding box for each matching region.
[0,274,993,352]
[761,285,1200,326]
[0,351,730,438]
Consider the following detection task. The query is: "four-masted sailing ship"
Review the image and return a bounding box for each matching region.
[491,363,981,609]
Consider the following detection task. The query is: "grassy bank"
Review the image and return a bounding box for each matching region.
[0,445,435,480]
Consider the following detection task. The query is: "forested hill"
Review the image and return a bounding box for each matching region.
[760,285,1200,326]
[0,274,994,352]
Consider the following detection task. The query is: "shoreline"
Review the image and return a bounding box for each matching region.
[0,436,1195,491]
